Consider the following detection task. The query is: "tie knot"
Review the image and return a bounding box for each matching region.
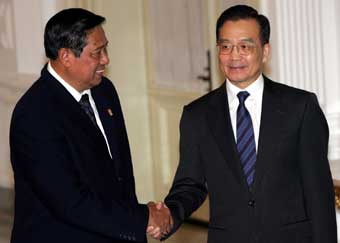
[237,91,250,104]
[80,94,90,104]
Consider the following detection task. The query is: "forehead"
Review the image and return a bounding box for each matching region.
[85,26,108,47]
[219,19,260,41]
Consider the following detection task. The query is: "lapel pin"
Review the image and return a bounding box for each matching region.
[107,108,113,117]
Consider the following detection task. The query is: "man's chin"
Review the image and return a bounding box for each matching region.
[90,77,103,88]
[227,78,256,89]
[225,74,246,84]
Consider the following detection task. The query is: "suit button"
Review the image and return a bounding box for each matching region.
[117,177,123,182]
[248,200,255,207]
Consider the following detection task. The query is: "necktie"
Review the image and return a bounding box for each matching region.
[79,94,97,126]
[236,91,256,186]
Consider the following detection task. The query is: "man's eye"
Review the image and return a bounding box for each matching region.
[239,44,249,50]
[91,51,100,57]
[222,45,232,49]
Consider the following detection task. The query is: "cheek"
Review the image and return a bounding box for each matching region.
[247,56,261,68]
[84,64,98,76]
[218,55,229,65]
[81,58,98,70]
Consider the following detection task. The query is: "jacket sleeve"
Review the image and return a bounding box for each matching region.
[298,93,337,243]
[163,106,208,238]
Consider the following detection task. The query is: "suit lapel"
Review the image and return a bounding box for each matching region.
[91,84,128,177]
[206,83,249,191]
[91,87,117,157]
[252,77,286,192]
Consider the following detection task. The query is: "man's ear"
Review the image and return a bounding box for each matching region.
[262,43,270,64]
[58,48,73,67]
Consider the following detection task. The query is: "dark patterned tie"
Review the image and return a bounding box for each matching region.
[79,94,97,126]
[236,91,256,186]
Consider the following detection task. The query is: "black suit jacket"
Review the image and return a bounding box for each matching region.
[10,66,148,243]
[165,76,337,243]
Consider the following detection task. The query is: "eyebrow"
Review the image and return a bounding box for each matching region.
[93,41,109,51]
[218,38,255,43]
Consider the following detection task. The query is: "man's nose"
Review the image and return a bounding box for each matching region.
[229,45,241,59]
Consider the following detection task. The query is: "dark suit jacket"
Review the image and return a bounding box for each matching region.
[10,66,148,243]
[164,76,337,243]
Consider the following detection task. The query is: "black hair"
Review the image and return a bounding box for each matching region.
[216,5,270,45]
[44,8,105,59]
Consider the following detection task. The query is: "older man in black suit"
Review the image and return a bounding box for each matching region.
[9,8,171,243]
[152,5,337,243]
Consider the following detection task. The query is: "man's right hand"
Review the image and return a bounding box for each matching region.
[146,201,173,240]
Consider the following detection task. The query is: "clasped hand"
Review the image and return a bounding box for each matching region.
[147,201,173,240]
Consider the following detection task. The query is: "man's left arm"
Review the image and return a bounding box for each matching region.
[298,93,337,243]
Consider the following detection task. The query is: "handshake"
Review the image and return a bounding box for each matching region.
[146,201,174,240]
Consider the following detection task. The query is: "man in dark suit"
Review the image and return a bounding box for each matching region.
[154,5,337,243]
[9,8,171,243]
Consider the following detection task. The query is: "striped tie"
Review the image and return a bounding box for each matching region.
[236,91,256,186]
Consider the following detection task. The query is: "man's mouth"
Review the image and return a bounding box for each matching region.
[96,69,105,75]
[228,65,246,70]
[96,69,105,76]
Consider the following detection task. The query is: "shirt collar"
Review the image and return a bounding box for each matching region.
[47,62,91,102]
[226,74,264,105]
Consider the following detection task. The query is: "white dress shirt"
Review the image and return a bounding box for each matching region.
[47,62,112,158]
[226,75,264,151]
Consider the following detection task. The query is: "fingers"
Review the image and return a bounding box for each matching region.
[149,231,162,240]
[147,225,162,240]
[146,201,173,239]
[146,225,154,234]
[149,226,161,236]
[147,224,162,240]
